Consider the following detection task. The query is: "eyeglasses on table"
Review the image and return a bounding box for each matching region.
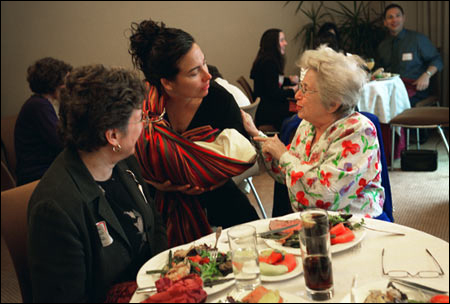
[382,248,445,278]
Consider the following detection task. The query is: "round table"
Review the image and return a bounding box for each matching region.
[131,213,449,303]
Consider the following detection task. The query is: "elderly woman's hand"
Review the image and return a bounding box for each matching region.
[240,109,259,137]
[253,134,287,161]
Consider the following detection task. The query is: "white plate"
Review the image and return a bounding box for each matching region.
[262,214,367,256]
[214,288,306,303]
[135,242,235,298]
[260,253,303,282]
[375,73,400,81]
[339,279,431,303]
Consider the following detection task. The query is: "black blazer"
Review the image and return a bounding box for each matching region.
[27,148,167,302]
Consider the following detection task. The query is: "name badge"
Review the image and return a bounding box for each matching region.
[96,221,114,247]
[402,53,413,61]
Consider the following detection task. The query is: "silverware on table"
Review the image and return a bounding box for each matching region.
[390,278,448,294]
[258,223,299,237]
[135,285,157,294]
[350,274,357,303]
[363,225,405,236]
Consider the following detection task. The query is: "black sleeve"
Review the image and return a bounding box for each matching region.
[259,60,295,103]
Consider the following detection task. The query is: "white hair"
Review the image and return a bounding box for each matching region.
[297,45,367,116]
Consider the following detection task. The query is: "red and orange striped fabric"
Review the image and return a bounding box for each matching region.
[135,85,254,246]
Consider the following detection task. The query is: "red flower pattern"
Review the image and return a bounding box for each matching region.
[290,170,304,186]
[356,178,368,195]
[305,141,312,157]
[342,140,360,158]
[316,200,331,209]
[320,170,332,187]
[296,191,309,206]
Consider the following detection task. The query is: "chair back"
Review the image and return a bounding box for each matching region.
[360,111,394,222]
[237,76,255,103]
[1,180,40,303]
[240,97,260,121]
[1,160,16,191]
[1,114,18,180]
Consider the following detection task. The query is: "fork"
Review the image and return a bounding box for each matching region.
[210,226,222,262]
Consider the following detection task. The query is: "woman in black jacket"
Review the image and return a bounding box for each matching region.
[27,64,168,302]
[250,28,299,131]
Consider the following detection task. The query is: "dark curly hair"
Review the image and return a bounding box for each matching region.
[59,64,147,152]
[26,57,72,95]
[128,19,195,94]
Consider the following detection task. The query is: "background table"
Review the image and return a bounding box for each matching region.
[358,76,411,165]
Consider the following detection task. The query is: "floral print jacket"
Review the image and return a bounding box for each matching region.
[262,112,385,217]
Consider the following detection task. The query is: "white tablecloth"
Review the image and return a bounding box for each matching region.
[131,213,449,303]
[358,76,411,124]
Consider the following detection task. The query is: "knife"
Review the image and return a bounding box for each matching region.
[390,278,448,294]
[258,223,299,237]
[203,277,235,288]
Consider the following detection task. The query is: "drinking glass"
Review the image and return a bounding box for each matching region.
[366,58,375,72]
[227,225,261,294]
[299,209,334,301]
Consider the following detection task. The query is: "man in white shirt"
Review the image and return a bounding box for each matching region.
[208,65,251,107]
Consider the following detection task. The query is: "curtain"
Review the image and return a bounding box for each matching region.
[415,1,449,107]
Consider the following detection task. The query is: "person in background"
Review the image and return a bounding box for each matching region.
[28,64,167,302]
[314,22,341,52]
[129,20,259,246]
[242,45,385,218]
[208,64,250,107]
[14,57,72,186]
[377,3,443,107]
[250,28,299,131]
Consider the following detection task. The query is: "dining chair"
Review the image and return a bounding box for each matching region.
[240,97,261,121]
[1,114,18,181]
[237,76,255,103]
[1,179,40,303]
[1,160,16,191]
[389,107,449,171]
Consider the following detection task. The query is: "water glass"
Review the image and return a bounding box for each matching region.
[299,209,334,301]
[227,225,261,293]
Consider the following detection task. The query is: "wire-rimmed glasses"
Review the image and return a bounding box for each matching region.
[382,248,444,278]
[298,82,319,96]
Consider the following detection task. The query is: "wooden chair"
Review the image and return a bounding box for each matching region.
[237,76,255,103]
[1,160,16,191]
[1,114,18,181]
[1,180,40,303]
[389,107,449,171]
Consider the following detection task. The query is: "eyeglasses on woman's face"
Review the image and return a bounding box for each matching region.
[298,82,319,96]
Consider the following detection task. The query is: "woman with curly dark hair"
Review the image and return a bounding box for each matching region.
[27,64,167,302]
[128,19,259,246]
[250,29,299,131]
[14,57,72,185]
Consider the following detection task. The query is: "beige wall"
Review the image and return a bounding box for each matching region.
[1,1,311,116]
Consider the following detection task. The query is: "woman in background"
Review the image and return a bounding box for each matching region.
[14,57,72,185]
[250,28,298,131]
[28,64,167,302]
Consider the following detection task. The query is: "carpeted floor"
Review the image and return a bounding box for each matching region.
[1,131,448,303]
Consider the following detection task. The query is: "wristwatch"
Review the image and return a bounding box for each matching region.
[426,71,432,77]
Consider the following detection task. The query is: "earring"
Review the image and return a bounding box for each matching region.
[112,144,121,152]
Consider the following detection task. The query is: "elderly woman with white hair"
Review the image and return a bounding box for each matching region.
[242,45,385,218]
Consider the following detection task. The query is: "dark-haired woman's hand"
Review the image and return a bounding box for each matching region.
[145,179,208,195]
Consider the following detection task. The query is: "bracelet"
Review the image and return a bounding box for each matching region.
[426,71,432,77]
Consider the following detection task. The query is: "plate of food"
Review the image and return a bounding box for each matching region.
[340,279,449,303]
[374,72,400,81]
[135,242,235,299]
[259,248,303,282]
[261,212,366,256]
[216,285,306,303]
